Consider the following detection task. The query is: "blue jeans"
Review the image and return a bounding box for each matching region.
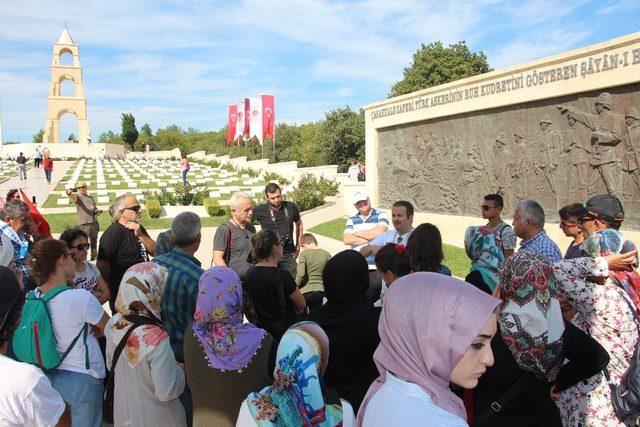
[45,170,52,183]
[47,369,103,427]
[182,169,189,185]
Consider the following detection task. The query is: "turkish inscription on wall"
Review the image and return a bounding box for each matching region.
[371,46,640,122]
[377,84,640,228]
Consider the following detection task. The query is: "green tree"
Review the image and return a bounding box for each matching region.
[98,130,122,144]
[389,41,491,98]
[68,133,75,142]
[121,113,139,149]
[317,107,365,172]
[32,129,44,144]
[140,123,153,137]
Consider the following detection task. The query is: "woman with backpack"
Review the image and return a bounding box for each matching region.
[15,238,109,427]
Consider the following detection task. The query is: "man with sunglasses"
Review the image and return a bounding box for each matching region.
[66,181,102,261]
[97,193,155,311]
[481,194,516,258]
[576,194,626,238]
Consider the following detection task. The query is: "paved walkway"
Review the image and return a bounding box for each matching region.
[0,161,73,206]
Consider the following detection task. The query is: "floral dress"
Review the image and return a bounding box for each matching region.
[552,258,638,427]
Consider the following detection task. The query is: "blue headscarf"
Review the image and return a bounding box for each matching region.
[244,322,343,426]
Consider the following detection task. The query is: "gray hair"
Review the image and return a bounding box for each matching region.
[171,212,201,247]
[1,200,29,221]
[110,193,135,222]
[516,199,545,229]
[229,191,252,208]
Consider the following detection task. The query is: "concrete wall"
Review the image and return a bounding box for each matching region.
[0,142,125,159]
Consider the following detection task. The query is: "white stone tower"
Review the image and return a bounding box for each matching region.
[43,26,91,144]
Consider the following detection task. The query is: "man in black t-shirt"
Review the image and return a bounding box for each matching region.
[97,193,156,311]
[16,152,27,180]
[252,183,303,278]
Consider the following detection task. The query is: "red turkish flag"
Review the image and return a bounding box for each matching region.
[262,94,275,143]
[227,105,237,145]
[20,190,51,237]
[243,98,250,140]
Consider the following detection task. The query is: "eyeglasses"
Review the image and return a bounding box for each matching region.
[123,205,141,212]
[559,221,579,228]
[577,216,595,225]
[481,205,496,211]
[70,243,90,251]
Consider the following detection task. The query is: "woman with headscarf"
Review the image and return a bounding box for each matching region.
[307,250,381,412]
[105,262,187,427]
[474,251,610,426]
[357,272,500,426]
[464,225,505,294]
[237,322,355,426]
[184,266,272,427]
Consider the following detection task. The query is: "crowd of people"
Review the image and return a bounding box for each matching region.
[1,174,640,427]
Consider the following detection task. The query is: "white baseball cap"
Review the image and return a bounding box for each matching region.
[352,190,369,205]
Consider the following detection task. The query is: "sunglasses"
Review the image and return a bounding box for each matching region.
[481,205,496,211]
[123,205,141,212]
[577,216,595,225]
[70,243,90,251]
[559,221,579,228]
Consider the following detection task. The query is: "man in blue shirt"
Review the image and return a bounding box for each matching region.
[153,212,203,426]
[512,199,562,263]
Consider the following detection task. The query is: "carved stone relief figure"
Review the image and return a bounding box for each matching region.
[534,115,562,208]
[492,131,513,211]
[511,127,529,201]
[562,113,592,201]
[559,92,625,195]
[623,107,640,201]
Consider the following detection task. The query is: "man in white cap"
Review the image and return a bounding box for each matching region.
[343,190,388,302]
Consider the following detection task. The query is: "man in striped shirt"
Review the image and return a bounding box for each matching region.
[343,190,389,301]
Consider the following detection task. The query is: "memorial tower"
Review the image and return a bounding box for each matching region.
[43,26,91,144]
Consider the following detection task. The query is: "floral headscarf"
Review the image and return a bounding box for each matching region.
[245,322,343,426]
[192,266,266,371]
[108,262,169,367]
[585,228,640,314]
[465,225,505,291]
[497,250,564,382]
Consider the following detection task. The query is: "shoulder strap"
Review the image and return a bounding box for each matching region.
[472,373,530,426]
[223,221,233,264]
[41,285,71,302]
[109,316,157,374]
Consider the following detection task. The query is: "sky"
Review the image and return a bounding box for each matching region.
[0,0,639,142]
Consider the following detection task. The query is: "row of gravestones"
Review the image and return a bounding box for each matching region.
[53,159,283,206]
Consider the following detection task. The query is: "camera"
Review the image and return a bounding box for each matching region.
[280,233,293,247]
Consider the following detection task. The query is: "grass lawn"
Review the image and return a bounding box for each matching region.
[45,212,228,234]
[309,218,471,278]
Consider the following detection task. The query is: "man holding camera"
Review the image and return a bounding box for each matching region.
[66,181,101,260]
[252,182,303,278]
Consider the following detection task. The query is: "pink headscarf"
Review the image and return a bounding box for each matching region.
[356,272,500,424]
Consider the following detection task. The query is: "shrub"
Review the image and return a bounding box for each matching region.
[236,167,260,178]
[286,174,339,212]
[221,163,236,172]
[146,199,161,218]
[288,187,325,212]
[264,172,292,185]
[142,184,208,206]
[203,198,225,217]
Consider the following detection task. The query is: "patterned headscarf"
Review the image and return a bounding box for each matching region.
[192,266,266,371]
[497,250,564,381]
[585,228,640,313]
[244,322,343,426]
[465,225,505,291]
[108,262,169,367]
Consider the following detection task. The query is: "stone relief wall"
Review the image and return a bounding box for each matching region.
[377,83,640,228]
